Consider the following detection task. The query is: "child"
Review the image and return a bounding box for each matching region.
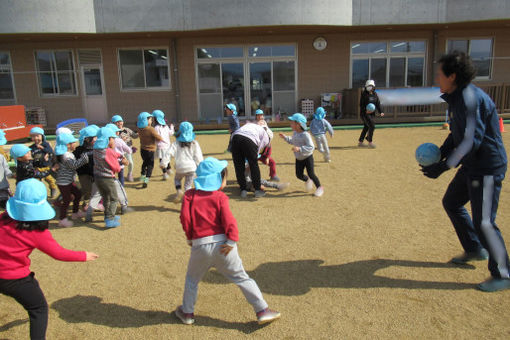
[0,178,98,340]
[0,130,12,209]
[310,107,334,162]
[255,109,279,181]
[176,157,280,325]
[358,79,384,148]
[0,129,9,162]
[29,127,58,197]
[225,103,240,153]
[152,110,175,180]
[105,123,132,186]
[93,127,128,228]
[137,112,164,188]
[112,115,139,182]
[55,133,89,227]
[279,113,324,197]
[244,160,289,192]
[169,122,203,201]
[10,144,51,184]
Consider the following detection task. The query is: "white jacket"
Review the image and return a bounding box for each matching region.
[169,140,203,174]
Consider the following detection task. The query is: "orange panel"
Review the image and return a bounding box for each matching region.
[0,105,42,142]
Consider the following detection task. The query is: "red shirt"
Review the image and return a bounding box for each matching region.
[180,189,239,242]
[0,213,86,279]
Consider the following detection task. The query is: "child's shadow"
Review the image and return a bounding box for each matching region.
[50,295,268,334]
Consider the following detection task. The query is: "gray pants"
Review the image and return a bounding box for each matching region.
[174,171,195,191]
[95,177,118,220]
[182,242,268,314]
[313,134,330,160]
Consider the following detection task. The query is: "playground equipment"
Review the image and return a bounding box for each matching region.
[0,105,43,141]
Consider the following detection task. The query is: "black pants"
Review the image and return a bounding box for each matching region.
[296,155,321,188]
[359,113,375,143]
[232,135,261,191]
[0,272,48,340]
[140,149,155,178]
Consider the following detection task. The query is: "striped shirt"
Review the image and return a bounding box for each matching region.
[56,152,89,185]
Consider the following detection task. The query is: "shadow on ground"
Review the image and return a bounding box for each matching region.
[0,318,28,332]
[203,259,476,295]
[50,296,268,334]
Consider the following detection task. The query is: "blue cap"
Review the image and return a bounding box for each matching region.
[111,115,123,123]
[314,107,326,120]
[137,112,152,128]
[6,178,55,221]
[0,129,6,146]
[105,123,120,133]
[55,133,78,156]
[255,109,264,115]
[366,103,376,113]
[225,103,237,116]
[93,126,118,149]
[176,121,195,142]
[30,127,45,136]
[194,157,228,192]
[152,110,166,125]
[288,113,308,130]
[10,144,31,159]
[79,126,99,146]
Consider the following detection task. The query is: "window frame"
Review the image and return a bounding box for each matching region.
[445,37,494,81]
[0,50,16,104]
[117,47,172,92]
[349,40,427,88]
[34,49,78,97]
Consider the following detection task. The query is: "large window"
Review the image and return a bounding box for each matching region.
[351,41,426,88]
[118,48,170,89]
[35,50,77,96]
[0,51,15,103]
[196,45,296,120]
[447,38,493,79]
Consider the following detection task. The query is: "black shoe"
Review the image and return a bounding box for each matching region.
[450,248,489,264]
[142,183,148,188]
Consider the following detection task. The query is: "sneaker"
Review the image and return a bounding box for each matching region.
[305,179,314,192]
[142,177,149,188]
[314,186,324,197]
[105,218,120,228]
[121,206,134,214]
[368,142,377,148]
[270,176,280,182]
[58,218,73,228]
[50,188,57,198]
[277,182,290,191]
[163,173,169,180]
[325,157,331,163]
[127,173,134,182]
[85,207,93,222]
[256,308,280,325]
[477,277,510,292]
[71,210,87,220]
[140,175,146,182]
[240,190,248,198]
[254,190,266,198]
[175,306,195,325]
[358,141,366,147]
[450,248,489,264]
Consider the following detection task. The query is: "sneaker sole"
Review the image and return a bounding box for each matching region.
[257,314,281,325]
[175,310,195,325]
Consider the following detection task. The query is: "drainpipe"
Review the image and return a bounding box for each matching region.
[171,38,181,122]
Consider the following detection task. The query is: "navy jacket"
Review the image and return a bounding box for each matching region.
[29,141,54,168]
[359,90,382,115]
[440,84,507,176]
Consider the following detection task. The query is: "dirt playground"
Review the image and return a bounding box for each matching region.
[1,125,510,339]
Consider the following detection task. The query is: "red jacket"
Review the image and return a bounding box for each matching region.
[180,189,239,242]
[0,213,86,279]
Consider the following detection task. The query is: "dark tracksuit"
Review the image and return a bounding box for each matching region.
[227,114,240,152]
[358,90,382,143]
[440,84,510,279]
[15,161,51,184]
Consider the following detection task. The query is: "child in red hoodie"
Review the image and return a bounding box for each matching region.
[0,178,98,340]
[175,157,280,325]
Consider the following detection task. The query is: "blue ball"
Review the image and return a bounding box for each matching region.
[415,143,441,166]
[366,103,376,113]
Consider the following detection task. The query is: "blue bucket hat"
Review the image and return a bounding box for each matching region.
[176,121,195,142]
[93,126,118,150]
[6,178,55,221]
[30,127,45,137]
[255,109,264,115]
[0,129,6,146]
[79,125,99,146]
[314,107,326,120]
[137,112,152,128]
[105,123,121,133]
[152,110,166,125]
[225,103,237,116]
[288,113,308,130]
[194,157,228,192]
[10,144,31,159]
[55,133,78,156]
[111,115,123,123]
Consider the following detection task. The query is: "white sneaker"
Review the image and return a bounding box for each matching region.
[163,173,169,180]
[358,141,366,147]
[368,142,377,148]
[59,218,73,227]
[277,182,290,191]
[314,186,324,197]
[127,173,134,182]
[71,211,86,220]
[175,306,195,325]
[173,189,184,202]
[256,308,281,325]
[305,179,314,192]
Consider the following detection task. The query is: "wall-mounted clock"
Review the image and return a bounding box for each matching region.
[313,36,327,51]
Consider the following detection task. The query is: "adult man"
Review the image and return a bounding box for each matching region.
[421,51,510,292]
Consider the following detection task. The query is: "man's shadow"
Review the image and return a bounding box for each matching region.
[50,296,268,334]
[203,259,476,295]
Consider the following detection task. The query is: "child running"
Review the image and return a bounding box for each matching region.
[55,133,89,227]
[279,113,324,197]
[29,127,58,197]
[175,157,280,325]
[105,123,132,186]
[152,110,175,180]
[0,178,98,340]
[137,112,164,188]
[112,115,138,182]
[169,122,203,201]
[255,109,279,181]
[10,144,51,184]
[0,130,12,209]
[310,107,334,162]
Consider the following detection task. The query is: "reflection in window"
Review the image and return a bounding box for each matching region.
[197,47,243,59]
[447,38,493,78]
[35,50,76,95]
[119,48,170,89]
[0,52,15,101]
[390,58,405,87]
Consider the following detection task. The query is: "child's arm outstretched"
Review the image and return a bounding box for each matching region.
[62,153,88,171]
[279,132,293,144]
[34,230,98,262]
[324,119,334,137]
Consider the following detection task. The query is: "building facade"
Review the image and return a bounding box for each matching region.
[1,0,510,127]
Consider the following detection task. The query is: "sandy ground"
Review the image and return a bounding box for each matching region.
[1,125,510,339]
